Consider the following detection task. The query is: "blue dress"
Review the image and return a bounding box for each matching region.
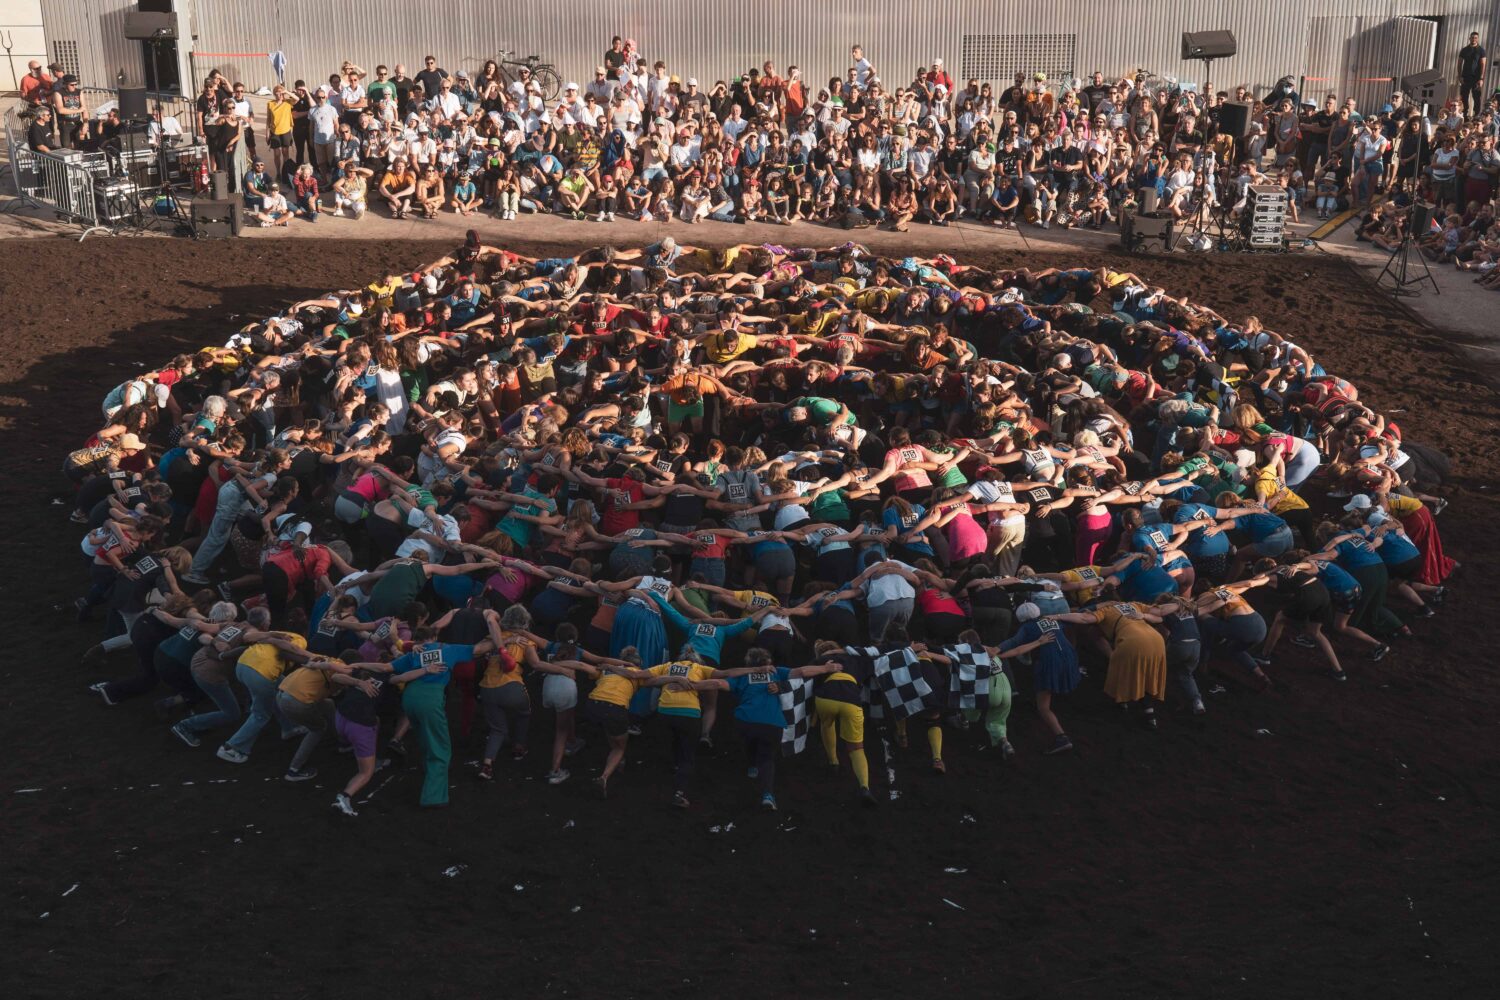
[611,596,668,718]
[1001,619,1081,694]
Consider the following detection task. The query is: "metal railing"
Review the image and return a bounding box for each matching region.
[4,105,113,238]
[78,85,200,141]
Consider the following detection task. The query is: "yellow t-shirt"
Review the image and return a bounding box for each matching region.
[1254,467,1308,512]
[731,589,779,610]
[703,329,754,363]
[278,666,333,704]
[589,671,640,707]
[367,278,402,309]
[1385,493,1421,516]
[1060,565,1105,605]
[238,632,307,681]
[649,661,715,715]
[479,632,532,688]
[267,99,294,136]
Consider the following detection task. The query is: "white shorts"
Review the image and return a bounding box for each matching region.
[541,673,578,711]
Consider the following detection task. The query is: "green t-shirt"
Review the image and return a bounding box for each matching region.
[367,80,396,106]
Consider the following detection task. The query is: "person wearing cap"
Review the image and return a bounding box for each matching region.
[243,158,272,211]
[587,65,615,105]
[50,73,88,148]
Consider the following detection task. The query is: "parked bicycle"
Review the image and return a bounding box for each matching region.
[491,48,562,103]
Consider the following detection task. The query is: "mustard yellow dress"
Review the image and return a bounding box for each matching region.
[1094,602,1167,703]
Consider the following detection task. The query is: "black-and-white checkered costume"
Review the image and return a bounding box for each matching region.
[779,675,818,754]
[943,643,994,711]
[851,645,941,720]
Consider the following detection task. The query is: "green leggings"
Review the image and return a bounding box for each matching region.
[402,682,452,807]
[962,671,1013,745]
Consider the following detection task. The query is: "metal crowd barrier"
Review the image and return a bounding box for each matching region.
[4,106,114,238]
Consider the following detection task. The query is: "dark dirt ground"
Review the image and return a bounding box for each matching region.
[1,236,1497,999]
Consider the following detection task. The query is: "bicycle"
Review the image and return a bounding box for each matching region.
[492,48,561,104]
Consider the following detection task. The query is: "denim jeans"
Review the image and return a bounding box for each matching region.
[181,675,242,733]
[225,663,291,755]
[189,482,246,576]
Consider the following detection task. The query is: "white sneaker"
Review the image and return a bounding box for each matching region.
[596,211,606,222]
[640,211,652,222]
[333,793,358,816]
[607,212,616,221]
[333,207,345,217]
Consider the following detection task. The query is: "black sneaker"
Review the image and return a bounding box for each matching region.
[1430,498,1448,516]
[1370,643,1391,662]
[385,738,407,758]
[1415,605,1435,618]
[859,788,879,807]
[672,790,690,809]
[283,766,318,782]
[89,681,117,706]
[1044,734,1074,755]
[170,721,201,748]
[1291,634,1317,648]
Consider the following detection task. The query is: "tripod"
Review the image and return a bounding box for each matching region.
[1375,209,1440,297]
[132,29,196,236]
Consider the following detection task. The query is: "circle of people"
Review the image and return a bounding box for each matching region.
[67,234,1459,817]
[43,32,1483,240]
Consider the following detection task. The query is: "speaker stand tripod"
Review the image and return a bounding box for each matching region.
[1374,230,1440,297]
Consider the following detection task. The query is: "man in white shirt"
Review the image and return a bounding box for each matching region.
[560,82,588,123]
[429,77,462,119]
[338,73,367,128]
[851,45,875,90]
[307,88,341,176]
[722,104,748,141]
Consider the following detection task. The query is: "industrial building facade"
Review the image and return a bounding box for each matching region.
[31,0,1500,117]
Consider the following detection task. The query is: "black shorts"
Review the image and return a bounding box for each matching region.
[267,131,292,149]
[587,700,631,738]
[1285,581,1333,626]
[1387,557,1420,581]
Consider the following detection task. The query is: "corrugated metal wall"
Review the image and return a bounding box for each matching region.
[44,0,1500,109]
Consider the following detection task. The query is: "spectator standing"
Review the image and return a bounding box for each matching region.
[308,87,340,179]
[1458,32,1487,119]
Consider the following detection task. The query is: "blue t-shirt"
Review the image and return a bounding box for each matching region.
[1130,524,1175,555]
[1333,536,1383,570]
[728,666,793,727]
[1116,556,1179,601]
[389,642,476,686]
[883,504,933,556]
[1233,512,1288,542]
[1173,503,1229,557]
[1315,561,1359,595]
[1366,528,1418,566]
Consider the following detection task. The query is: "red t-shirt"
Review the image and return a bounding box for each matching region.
[265,544,332,589]
[598,477,645,535]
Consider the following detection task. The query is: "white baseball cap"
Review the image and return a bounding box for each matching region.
[687,77,698,87]
[933,58,943,66]
[1342,494,1373,511]
[565,81,578,91]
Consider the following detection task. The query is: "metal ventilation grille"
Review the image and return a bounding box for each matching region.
[961,33,1077,84]
[52,40,81,79]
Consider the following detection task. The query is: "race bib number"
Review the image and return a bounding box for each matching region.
[655,459,673,472]
[696,533,717,546]
[669,663,692,677]
[1028,489,1052,503]
[1037,618,1061,634]
[749,594,773,608]
[694,623,717,637]
[419,648,444,668]
[217,625,243,644]
[1078,568,1100,583]
[372,620,393,642]
[1123,481,1144,496]
[748,670,774,685]
[178,625,197,641]
[1214,589,1233,603]
[134,555,159,575]
[1148,530,1168,549]
[726,482,747,502]
[317,617,339,637]
[1113,603,1141,619]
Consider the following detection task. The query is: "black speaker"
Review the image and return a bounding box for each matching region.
[138,0,173,11]
[1218,100,1253,142]
[1410,202,1434,235]
[193,197,243,237]
[118,86,149,120]
[123,10,175,39]
[1121,210,1173,252]
[210,170,229,200]
[1182,30,1237,60]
